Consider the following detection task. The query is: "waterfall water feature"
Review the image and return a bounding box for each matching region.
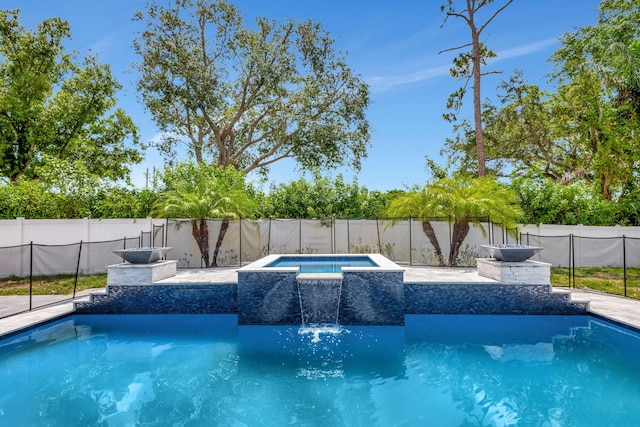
[296,276,344,342]
[236,254,406,326]
[296,276,343,326]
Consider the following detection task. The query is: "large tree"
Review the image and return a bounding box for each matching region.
[550,0,640,200]
[472,71,584,182]
[0,9,140,182]
[133,0,370,174]
[453,1,640,201]
[440,0,513,177]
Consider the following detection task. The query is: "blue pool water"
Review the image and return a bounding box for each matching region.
[266,255,378,273]
[2,314,640,426]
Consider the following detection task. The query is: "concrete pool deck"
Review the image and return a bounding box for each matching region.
[1,266,640,336]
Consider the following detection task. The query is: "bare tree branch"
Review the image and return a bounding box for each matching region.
[438,42,473,55]
[478,0,514,35]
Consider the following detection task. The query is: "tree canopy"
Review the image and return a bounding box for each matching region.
[549,0,640,200]
[0,158,157,219]
[0,9,141,183]
[263,172,395,219]
[509,175,618,226]
[442,0,640,203]
[133,0,370,175]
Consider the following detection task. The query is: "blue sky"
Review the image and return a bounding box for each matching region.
[12,0,602,191]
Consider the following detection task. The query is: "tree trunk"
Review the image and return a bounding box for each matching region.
[471,27,486,177]
[191,219,210,267]
[422,220,446,267]
[212,218,230,267]
[449,220,470,266]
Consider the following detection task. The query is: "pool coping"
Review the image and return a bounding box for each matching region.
[2,266,640,337]
[237,253,405,275]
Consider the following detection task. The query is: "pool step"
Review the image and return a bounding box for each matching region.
[551,289,590,312]
[73,288,109,311]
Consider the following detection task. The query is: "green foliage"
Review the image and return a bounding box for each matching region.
[485,71,580,182]
[552,0,640,110]
[0,178,58,219]
[91,188,158,219]
[154,162,259,267]
[444,1,640,202]
[263,172,398,219]
[0,9,141,182]
[155,162,258,220]
[388,176,522,228]
[0,179,157,220]
[510,177,620,226]
[133,0,370,174]
[0,158,157,219]
[387,176,522,265]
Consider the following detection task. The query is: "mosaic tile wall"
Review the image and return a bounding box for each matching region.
[75,284,237,314]
[76,277,587,320]
[405,283,588,315]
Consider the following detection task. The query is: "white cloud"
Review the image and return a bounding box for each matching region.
[496,38,558,60]
[367,64,451,92]
[367,38,559,93]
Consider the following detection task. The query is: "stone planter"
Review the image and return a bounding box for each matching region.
[113,247,172,264]
[480,244,542,262]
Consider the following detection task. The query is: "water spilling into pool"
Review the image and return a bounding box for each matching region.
[296,276,343,325]
[2,314,640,426]
[238,254,405,325]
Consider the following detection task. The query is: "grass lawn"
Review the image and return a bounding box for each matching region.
[551,267,640,299]
[0,274,107,296]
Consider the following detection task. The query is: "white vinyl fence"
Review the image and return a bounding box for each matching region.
[2,217,640,278]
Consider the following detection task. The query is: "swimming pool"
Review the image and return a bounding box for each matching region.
[1,314,640,426]
[265,255,378,273]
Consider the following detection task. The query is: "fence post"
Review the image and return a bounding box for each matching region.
[448,216,452,254]
[347,219,351,254]
[570,234,575,288]
[331,217,334,254]
[376,218,381,254]
[299,218,302,253]
[623,235,627,297]
[409,217,413,266]
[73,241,83,298]
[29,241,33,311]
[239,218,242,267]
[267,219,272,255]
[17,217,25,246]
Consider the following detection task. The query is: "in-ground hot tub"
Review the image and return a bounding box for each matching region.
[265,255,378,273]
[237,254,405,325]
